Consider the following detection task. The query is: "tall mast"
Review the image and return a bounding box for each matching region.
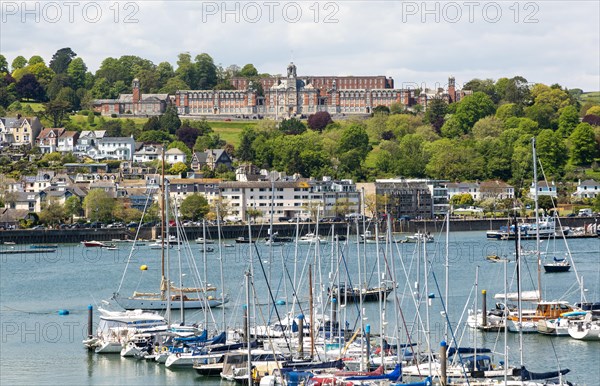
[532,137,542,302]
[160,147,167,300]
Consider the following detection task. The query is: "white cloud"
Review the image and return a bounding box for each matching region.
[1,0,598,90]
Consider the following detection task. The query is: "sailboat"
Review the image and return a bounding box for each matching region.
[112,154,228,311]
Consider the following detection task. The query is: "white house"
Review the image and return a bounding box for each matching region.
[529,180,557,198]
[165,148,186,164]
[97,136,136,160]
[57,131,79,153]
[133,144,163,163]
[446,182,480,201]
[74,130,106,155]
[572,179,599,199]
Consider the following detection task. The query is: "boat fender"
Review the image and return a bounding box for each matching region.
[176,352,181,357]
[58,309,70,315]
[162,347,168,352]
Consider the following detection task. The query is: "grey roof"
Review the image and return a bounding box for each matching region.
[220,181,304,189]
[117,93,169,103]
[100,137,135,143]
[579,179,598,186]
[0,117,24,128]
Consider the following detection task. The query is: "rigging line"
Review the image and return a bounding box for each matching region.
[378,241,418,366]
[116,188,153,294]
[429,268,472,386]
[252,242,293,354]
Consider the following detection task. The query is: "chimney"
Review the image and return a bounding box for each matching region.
[132,78,141,103]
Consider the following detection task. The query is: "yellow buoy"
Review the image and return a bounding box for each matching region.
[140,265,148,271]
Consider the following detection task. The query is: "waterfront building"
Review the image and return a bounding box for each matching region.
[375,178,449,219]
[219,176,359,222]
[572,179,599,200]
[530,180,557,198]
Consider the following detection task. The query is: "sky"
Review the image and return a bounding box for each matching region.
[1,0,599,91]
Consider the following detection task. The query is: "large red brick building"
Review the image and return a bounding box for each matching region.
[175,63,464,118]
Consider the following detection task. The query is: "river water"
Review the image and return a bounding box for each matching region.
[1,230,598,385]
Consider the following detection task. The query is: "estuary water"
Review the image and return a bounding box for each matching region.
[1,229,598,385]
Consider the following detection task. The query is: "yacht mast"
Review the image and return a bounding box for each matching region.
[532,137,542,302]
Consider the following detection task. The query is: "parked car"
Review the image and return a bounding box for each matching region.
[31,225,45,230]
[320,216,343,223]
[126,222,139,228]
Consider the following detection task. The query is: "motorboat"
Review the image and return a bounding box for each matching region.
[297,233,328,244]
[402,232,434,243]
[82,307,168,354]
[82,240,107,248]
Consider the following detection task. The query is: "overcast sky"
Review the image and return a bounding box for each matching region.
[1,1,599,91]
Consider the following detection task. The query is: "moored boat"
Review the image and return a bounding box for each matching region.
[82,240,107,247]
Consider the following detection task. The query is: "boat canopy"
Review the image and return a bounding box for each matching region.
[494,290,540,302]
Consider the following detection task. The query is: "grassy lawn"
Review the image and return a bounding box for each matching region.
[66,114,252,147]
[580,91,600,103]
[364,145,381,169]
[584,169,600,180]
[22,102,45,112]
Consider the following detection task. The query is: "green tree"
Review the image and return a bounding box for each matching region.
[28,55,44,66]
[195,53,218,89]
[159,105,181,134]
[179,194,209,220]
[67,57,87,89]
[169,161,188,175]
[55,86,79,110]
[175,53,196,88]
[463,78,498,102]
[49,48,77,74]
[87,111,95,126]
[0,54,8,74]
[11,56,27,71]
[472,116,504,139]
[537,195,556,215]
[161,76,190,94]
[43,99,72,127]
[83,190,115,222]
[246,208,262,223]
[143,116,161,131]
[424,97,448,132]
[558,105,580,137]
[586,106,600,116]
[138,130,172,143]
[239,64,258,77]
[64,195,82,223]
[237,127,257,162]
[90,77,112,98]
[396,134,428,177]
[279,118,306,135]
[536,129,567,176]
[451,92,496,135]
[495,103,521,120]
[39,200,67,226]
[450,193,474,207]
[569,123,598,165]
[425,139,486,180]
